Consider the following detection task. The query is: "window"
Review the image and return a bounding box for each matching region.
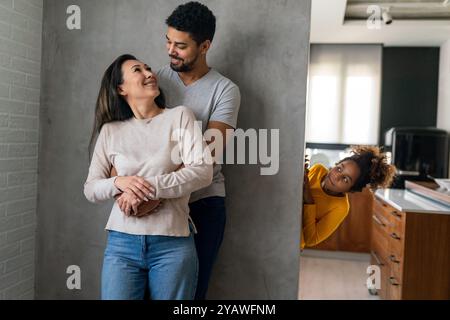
[306,44,382,145]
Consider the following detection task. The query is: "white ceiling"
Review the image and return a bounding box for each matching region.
[311,0,450,46]
[346,0,450,20]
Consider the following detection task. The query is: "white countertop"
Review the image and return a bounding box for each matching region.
[375,189,450,215]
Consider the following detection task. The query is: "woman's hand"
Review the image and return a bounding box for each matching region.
[114,176,155,202]
[116,191,142,216]
[116,191,164,217]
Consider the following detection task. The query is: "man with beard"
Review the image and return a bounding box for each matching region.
[156,1,241,300]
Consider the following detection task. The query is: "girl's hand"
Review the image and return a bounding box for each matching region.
[303,158,314,205]
[304,155,310,184]
[304,165,309,184]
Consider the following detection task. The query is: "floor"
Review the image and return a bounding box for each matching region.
[298,249,380,300]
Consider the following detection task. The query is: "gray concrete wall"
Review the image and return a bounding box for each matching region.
[0,0,43,300]
[36,0,310,299]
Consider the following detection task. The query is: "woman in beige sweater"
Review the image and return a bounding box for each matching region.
[84,54,212,300]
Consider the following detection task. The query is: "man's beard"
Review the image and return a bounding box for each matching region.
[169,54,198,72]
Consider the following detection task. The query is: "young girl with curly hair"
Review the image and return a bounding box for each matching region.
[301,146,396,249]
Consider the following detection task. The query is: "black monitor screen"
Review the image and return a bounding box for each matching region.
[394,133,448,178]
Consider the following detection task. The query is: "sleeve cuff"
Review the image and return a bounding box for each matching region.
[145,176,160,200]
[108,177,122,197]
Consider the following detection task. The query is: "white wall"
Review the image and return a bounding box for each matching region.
[437,40,450,178]
[0,0,42,299]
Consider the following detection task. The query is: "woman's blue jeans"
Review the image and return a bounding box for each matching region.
[101,228,198,300]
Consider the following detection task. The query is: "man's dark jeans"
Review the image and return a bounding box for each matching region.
[189,196,226,300]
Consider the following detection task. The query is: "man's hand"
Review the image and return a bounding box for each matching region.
[134,199,164,218]
[117,191,165,217]
[116,191,164,217]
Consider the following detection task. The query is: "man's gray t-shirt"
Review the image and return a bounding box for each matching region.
[157,65,241,203]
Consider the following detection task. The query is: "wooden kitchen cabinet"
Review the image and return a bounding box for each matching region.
[370,196,450,300]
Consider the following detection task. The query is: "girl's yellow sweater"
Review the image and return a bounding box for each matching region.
[301,164,350,249]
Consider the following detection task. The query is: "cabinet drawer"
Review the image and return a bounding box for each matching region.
[370,251,389,300]
[374,197,405,228]
[387,209,405,236]
[386,252,403,280]
[371,215,390,260]
[372,210,390,232]
[373,197,393,221]
[388,276,402,300]
[388,229,404,259]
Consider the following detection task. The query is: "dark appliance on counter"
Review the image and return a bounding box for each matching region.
[384,127,449,189]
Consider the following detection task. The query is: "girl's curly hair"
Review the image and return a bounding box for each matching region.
[338,146,397,192]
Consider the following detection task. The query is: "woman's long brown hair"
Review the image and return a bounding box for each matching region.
[88,54,165,160]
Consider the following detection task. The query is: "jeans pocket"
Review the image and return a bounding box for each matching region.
[107,230,127,244]
[105,230,136,256]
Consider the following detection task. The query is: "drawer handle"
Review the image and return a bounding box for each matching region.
[389,277,400,286]
[390,232,401,240]
[372,215,385,227]
[376,198,387,206]
[390,210,402,218]
[371,251,384,266]
[389,255,400,264]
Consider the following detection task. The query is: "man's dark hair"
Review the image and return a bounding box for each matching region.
[166,1,216,45]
